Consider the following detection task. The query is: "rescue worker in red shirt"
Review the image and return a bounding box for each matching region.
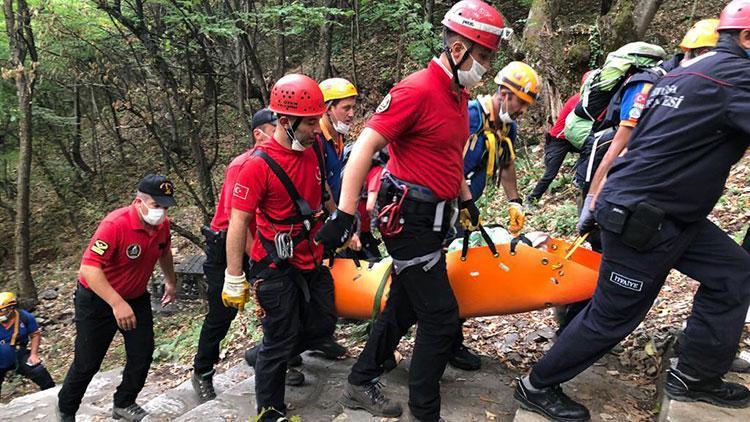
[57,175,178,422]
[191,109,278,402]
[527,71,591,206]
[221,74,340,421]
[315,1,511,419]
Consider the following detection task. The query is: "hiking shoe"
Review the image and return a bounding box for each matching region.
[244,346,302,368]
[514,377,590,422]
[449,344,481,371]
[340,380,403,417]
[112,403,148,421]
[525,197,540,213]
[56,407,75,422]
[191,369,217,403]
[311,337,347,359]
[286,368,305,386]
[665,368,750,408]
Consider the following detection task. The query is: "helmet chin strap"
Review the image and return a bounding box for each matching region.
[285,116,303,144]
[443,32,474,89]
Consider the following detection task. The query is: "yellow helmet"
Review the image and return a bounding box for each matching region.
[319,78,358,103]
[679,19,720,51]
[0,292,17,310]
[494,61,541,105]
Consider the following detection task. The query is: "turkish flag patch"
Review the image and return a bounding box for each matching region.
[233,183,249,200]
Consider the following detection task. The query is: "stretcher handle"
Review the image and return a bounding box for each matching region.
[509,234,532,255]
[564,233,589,260]
[460,224,499,261]
[478,224,499,257]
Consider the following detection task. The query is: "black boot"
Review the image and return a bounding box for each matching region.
[514,377,590,422]
[310,336,347,359]
[191,369,217,403]
[665,368,750,408]
[448,344,481,371]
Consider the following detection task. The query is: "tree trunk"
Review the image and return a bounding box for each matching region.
[274,0,286,80]
[4,0,39,306]
[72,83,94,174]
[424,0,434,25]
[633,0,663,39]
[317,0,337,80]
[521,0,564,124]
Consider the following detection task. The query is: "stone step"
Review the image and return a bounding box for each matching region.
[0,367,123,422]
[176,352,520,422]
[142,363,253,421]
[658,372,750,422]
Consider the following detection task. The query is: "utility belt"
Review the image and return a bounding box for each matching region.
[598,200,672,252]
[376,172,458,238]
[202,226,227,266]
[248,256,314,307]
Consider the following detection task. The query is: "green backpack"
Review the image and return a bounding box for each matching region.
[564,42,666,148]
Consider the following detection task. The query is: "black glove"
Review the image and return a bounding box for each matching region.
[460,199,480,230]
[315,210,356,250]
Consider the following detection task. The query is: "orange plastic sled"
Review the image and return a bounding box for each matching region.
[329,237,601,320]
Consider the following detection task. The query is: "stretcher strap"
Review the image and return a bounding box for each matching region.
[460,224,499,261]
[509,234,533,255]
[371,260,394,321]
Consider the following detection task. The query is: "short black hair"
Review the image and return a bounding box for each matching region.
[443,28,470,49]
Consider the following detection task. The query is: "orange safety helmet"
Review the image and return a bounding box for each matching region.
[494,61,542,104]
[441,0,512,52]
[268,74,326,117]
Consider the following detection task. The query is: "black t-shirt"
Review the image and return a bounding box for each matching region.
[600,42,750,224]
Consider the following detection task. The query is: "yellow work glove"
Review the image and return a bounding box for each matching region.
[459,199,481,231]
[508,200,525,236]
[222,269,249,311]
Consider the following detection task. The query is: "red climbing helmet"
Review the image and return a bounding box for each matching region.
[441,0,512,52]
[718,0,750,31]
[268,74,326,117]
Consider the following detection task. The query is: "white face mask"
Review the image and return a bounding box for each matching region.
[457,54,487,88]
[333,120,350,136]
[285,124,307,152]
[498,95,515,124]
[0,314,8,323]
[139,202,167,226]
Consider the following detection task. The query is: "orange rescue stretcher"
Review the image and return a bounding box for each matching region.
[328,234,601,320]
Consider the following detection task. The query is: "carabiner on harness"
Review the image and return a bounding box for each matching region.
[377,184,409,238]
[274,231,295,260]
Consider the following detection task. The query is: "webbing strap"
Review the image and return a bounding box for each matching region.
[370,260,394,321]
[253,149,312,223]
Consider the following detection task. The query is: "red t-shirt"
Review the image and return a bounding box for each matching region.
[367,59,470,200]
[548,93,580,139]
[79,205,171,299]
[210,149,256,235]
[231,139,324,270]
